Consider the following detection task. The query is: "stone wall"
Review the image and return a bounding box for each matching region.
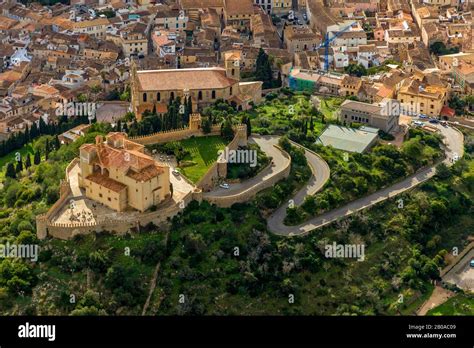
[38,189,199,240]
[36,180,72,239]
[195,124,247,190]
[129,127,200,146]
[65,158,79,181]
[36,121,255,240]
[203,145,291,207]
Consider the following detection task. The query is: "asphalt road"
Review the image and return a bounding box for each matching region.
[267,123,465,236]
[203,135,291,199]
[267,140,330,234]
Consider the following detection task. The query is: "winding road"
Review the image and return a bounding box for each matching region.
[203,135,291,201]
[267,123,464,236]
[201,122,464,236]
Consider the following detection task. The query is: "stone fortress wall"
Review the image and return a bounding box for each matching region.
[35,114,255,240]
[128,114,221,145]
[203,145,291,207]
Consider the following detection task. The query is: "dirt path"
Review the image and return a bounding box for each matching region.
[417,286,455,316]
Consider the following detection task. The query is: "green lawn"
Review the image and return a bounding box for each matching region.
[0,143,34,180]
[427,293,474,315]
[174,136,227,183]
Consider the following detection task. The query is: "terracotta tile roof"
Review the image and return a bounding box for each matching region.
[226,0,254,16]
[342,75,362,87]
[136,68,237,91]
[86,172,127,193]
[73,18,109,29]
[180,0,224,9]
[127,164,164,181]
[377,84,393,98]
[440,105,455,118]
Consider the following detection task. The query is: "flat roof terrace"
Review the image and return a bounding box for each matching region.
[316,125,379,153]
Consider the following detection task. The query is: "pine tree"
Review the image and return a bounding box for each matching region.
[5,162,16,179]
[34,150,41,165]
[25,154,31,168]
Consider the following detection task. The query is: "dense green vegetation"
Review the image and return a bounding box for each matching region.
[241,49,282,89]
[226,143,271,181]
[344,60,401,77]
[429,42,460,56]
[245,92,326,138]
[0,96,471,316]
[3,144,468,315]
[448,94,474,116]
[255,139,311,212]
[127,96,193,136]
[285,128,444,225]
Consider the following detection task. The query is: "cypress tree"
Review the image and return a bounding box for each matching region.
[6,162,16,178]
[25,154,31,168]
[242,115,252,138]
[15,158,23,173]
[24,125,30,143]
[39,117,47,135]
[54,135,60,150]
[34,150,41,165]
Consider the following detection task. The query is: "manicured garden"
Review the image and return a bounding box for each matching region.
[148,135,228,183]
[177,136,227,183]
[247,92,326,138]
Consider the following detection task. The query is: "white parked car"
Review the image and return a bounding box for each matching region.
[219,183,230,189]
[172,169,180,176]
